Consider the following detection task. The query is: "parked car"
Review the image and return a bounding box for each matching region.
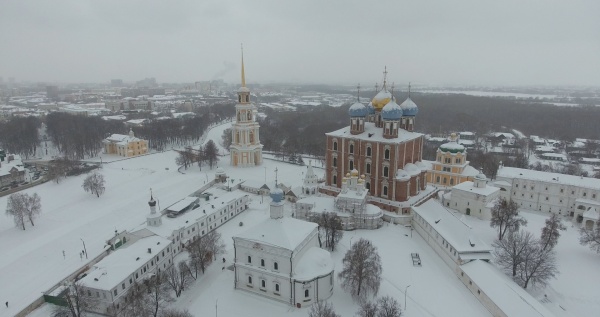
[1,187,9,192]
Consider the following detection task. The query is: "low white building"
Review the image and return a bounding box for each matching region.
[496,166,600,218]
[412,199,492,270]
[79,235,174,315]
[233,189,334,308]
[447,172,501,220]
[0,152,25,187]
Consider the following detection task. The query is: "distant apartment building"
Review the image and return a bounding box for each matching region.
[103,129,148,157]
[105,99,154,112]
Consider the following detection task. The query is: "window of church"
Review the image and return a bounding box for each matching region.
[247,256,252,264]
[261,280,266,289]
[333,175,337,185]
[349,160,354,171]
[261,259,265,267]
[383,166,389,177]
[450,178,454,185]
[333,157,337,167]
[443,178,447,184]
[274,262,279,270]
[366,147,372,157]
[383,186,388,196]
[455,158,461,164]
[436,176,440,183]
[384,149,390,160]
[333,141,338,151]
[366,163,371,174]
[366,182,370,190]
[305,289,309,298]
[349,144,354,154]
[248,276,252,285]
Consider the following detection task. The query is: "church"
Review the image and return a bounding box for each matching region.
[229,49,263,167]
[322,69,428,213]
[232,188,334,307]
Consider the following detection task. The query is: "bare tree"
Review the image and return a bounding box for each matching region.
[356,296,402,317]
[357,300,378,317]
[579,220,600,253]
[82,172,106,197]
[51,281,98,317]
[308,301,340,317]
[376,296,402,317]
[312,212,343,251]
[203,140,219,169]
[490,197,527,240]
[6,193,41,230]
[493,230,535,277]
[338,238,382,300]
[161,309,194,317]
[221,128,232,149]
[540,214,566,251]
[186,230,224,276]
[517,244,559,289]
[166,261,191,297]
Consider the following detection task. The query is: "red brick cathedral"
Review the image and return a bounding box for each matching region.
[323,70,427,210]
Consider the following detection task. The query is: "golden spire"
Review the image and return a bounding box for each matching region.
[241,43,246,87]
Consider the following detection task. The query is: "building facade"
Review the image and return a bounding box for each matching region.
[447,172,501,220]
[103,129,148,157]
[323,72,427,212]
[426,133,478,187]
[233,189,334,307]
[230,51,263,167]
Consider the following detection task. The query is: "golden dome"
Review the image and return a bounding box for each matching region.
[358,178,364,183]
[371,88,392,111]
[346,173,351,177]
[350,169,359,176]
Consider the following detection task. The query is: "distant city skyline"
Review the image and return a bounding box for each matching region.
[1,0,599,87]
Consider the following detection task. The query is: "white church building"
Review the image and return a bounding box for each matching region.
[446,171,501,220]
[232,188,334,308]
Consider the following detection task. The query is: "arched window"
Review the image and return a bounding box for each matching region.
[366,182,370,190]
[349,144,354,154]
[260,259,265,267]
[349,160,354,171]
[384,149,390,159]
[333,141,338,151]
[274,262,279,270]
[367,147,372,157]
[333,157,337,167]
[305,289,309,297]
[443,177,447,184]
[333,175,337,185]
[247,256,252,263]
[383,166,389,177]
[383,186,388,196]
[275,283,280,292]
[366,163,371,174]
[261,280,266,288]
[248,276,252,284]
[436,176,440,183]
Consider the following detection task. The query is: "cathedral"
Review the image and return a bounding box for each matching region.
[229,49,263,167]
[322,69,428,213]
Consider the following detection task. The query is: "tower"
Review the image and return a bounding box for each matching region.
[146,190,162,227]
[230,45,263,167]
[303,160,319,195]
[269,188,285,219]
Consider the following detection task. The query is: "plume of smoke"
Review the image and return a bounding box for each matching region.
[212,61,236,80]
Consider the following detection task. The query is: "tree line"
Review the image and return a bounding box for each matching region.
[0,116,41,159]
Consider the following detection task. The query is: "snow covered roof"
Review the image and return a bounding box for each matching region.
[452,181,500,196]
[0,154,24,177]
[440,141,465,153]
[348,101,367,117]
[234,217,317,252]
[497,167,600,191]
[166,196,199,213]
[326,122,422,143]
[293,247,333,281]
[104,133,142,144]
[461,165,479,177]
[399,97,418,116]
[583,207,599,220]
[461,260,555,317]
[412,200,491,254]
[80,236,171,291]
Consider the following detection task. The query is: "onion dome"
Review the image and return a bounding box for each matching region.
[439,133,465,153]
[348,102,367,117]
[350,169,359,177]
[366,102,375,115]
[400,97,418,116]
[381,99,403,120]
[270,187,284,203]
[148,194,156,207]
[371,89,392,111]
[475,171,487,181]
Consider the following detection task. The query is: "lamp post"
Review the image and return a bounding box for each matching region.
[80,238,88,259]
[404,285,411,310]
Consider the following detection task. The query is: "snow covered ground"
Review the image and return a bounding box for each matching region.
[463,210,600,317]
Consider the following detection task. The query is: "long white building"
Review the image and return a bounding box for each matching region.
[495,166,600,223]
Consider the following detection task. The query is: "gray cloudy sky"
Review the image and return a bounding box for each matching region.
[1,0,599,86]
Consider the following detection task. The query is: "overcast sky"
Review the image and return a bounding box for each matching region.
[1,0,599,87]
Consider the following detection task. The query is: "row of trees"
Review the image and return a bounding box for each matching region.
[0,116,41,159]
[491,198,562,289]
[175,140,219,171]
